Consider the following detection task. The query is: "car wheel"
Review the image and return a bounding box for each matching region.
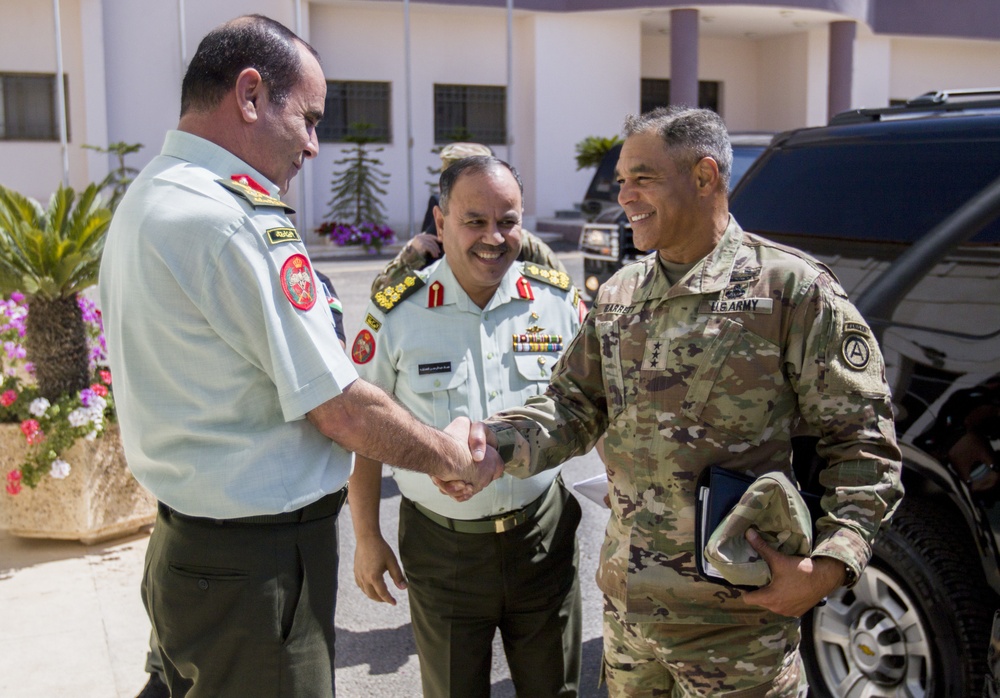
[802,497,996,697]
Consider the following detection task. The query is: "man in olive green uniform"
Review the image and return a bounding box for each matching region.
[370,142,566,294]
[459,107,903,696]
[349,156,587,697]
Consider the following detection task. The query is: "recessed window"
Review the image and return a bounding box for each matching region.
[317,80,391,143]
[1,73,67,141]
[433,84,506,145]
[641,78,721,114]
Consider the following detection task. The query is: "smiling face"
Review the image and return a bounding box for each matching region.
[434,165,523,308]
[251,42,325,194]
[616,130,718,263]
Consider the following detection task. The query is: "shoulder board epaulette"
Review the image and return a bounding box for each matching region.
[520,263,572,291]
[372,274,426,313]
[217,178,295,212]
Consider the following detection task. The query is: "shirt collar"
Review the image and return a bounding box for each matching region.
[161,130,281,197]
[422,257,525,313]
[633,215,745,302]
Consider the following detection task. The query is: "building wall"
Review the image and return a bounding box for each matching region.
[4,0,1000,228]
[641,34,762,132]
[888,37,1000,100]
[0,0,93,201]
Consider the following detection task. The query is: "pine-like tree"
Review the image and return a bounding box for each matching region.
[326,123,390,225]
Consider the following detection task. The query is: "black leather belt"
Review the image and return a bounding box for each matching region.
[411,485,548,534]
[160,486,348,526]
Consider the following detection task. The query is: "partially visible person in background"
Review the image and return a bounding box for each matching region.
[370,142,567,294]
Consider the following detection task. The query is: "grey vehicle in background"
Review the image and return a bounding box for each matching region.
[730,89,1000,698]
[577,133,772,299]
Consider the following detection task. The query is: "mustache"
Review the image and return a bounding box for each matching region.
[470,243,511,256]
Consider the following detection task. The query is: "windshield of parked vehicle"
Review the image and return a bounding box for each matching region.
[731,120,1000,244]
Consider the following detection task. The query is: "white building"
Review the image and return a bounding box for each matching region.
[2,0,1000,243]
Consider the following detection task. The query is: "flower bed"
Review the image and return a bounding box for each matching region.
[316,221,395,254]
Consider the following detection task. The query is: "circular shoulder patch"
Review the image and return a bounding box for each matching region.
[280,254,316,310]
[841,333,872,370]
[351,329,376,364]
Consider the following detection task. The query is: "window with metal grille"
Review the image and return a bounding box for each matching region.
[641,78,721,114]
[317,80,391,143]
[433,84,506,145]
[0,73,66,141]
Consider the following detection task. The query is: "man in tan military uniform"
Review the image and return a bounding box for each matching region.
[349,155,587,697]
[458,107,903,696]
[370,142,566,294]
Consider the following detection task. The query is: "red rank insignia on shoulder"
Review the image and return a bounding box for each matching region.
[428,280,445,308]
[351,329,375,364]
[231,174,269,195]
[517,277,534,300]
[280,254,316,310]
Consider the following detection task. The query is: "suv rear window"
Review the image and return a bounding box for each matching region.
[732,117,1000,244]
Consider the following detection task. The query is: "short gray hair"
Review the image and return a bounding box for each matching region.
[438,156,523,214]
[623,106,733,189]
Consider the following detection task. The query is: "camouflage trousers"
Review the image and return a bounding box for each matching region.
[985,610,1000,698]
[601,594,808,697]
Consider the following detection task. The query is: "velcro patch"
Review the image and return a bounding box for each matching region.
[700,298,773,314]
[365,313,382,332]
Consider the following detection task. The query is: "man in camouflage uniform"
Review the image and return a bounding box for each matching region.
[370,142,566,294]
[460,107,903,696]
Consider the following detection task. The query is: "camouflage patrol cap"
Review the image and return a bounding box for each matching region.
[704,472,813,588]
[440,142,493,170]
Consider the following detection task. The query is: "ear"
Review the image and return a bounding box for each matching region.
[234,68,264,124]
[432,205,445,241]
[694,156,721,192]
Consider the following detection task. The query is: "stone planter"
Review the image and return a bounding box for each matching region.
[0,423,155,544]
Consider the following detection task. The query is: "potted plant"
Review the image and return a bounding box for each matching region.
[0,183,155,543]
[317,122,396,254]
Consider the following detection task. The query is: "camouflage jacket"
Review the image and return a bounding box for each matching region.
[369,228,568,294]
[487,216,903,624]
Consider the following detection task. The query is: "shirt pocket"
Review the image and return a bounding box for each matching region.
[681,317,782,446]
[512,352,559,401]
[405,359,470,427]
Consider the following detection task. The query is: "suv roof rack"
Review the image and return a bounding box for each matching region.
[829,88,1000,125]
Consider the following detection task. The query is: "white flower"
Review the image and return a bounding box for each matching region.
[68,408,90,427]
[84,431,98,441]
[49,459,71,479]
[29,398,51,417]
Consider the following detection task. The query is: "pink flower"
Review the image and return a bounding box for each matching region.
[100,370,112,385]
[20,419,44,444]
[0,390,16,407]
[91,383,108,397]
[5,470,21,496]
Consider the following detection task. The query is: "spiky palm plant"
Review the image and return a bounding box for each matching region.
[0,184,111,400]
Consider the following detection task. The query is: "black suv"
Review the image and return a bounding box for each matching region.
[729,89,1000,697]
[577,134,772,298]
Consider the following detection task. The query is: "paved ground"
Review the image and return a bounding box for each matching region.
[0,248,612,697]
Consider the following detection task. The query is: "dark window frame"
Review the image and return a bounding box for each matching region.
[0,72,68,142]
[317,80,392,144]
[433,83,506,145]
[641,78,721,115]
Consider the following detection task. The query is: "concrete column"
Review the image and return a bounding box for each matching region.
[670,8,699,108]
[828,20,856,119]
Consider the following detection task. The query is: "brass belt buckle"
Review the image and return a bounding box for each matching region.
[494,513,517,533]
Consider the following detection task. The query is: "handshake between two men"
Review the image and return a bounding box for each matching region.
[432,417,505,501]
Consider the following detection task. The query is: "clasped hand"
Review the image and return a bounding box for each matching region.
[432,418,503,501]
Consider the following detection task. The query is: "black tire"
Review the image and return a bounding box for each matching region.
[802,497,996,697]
